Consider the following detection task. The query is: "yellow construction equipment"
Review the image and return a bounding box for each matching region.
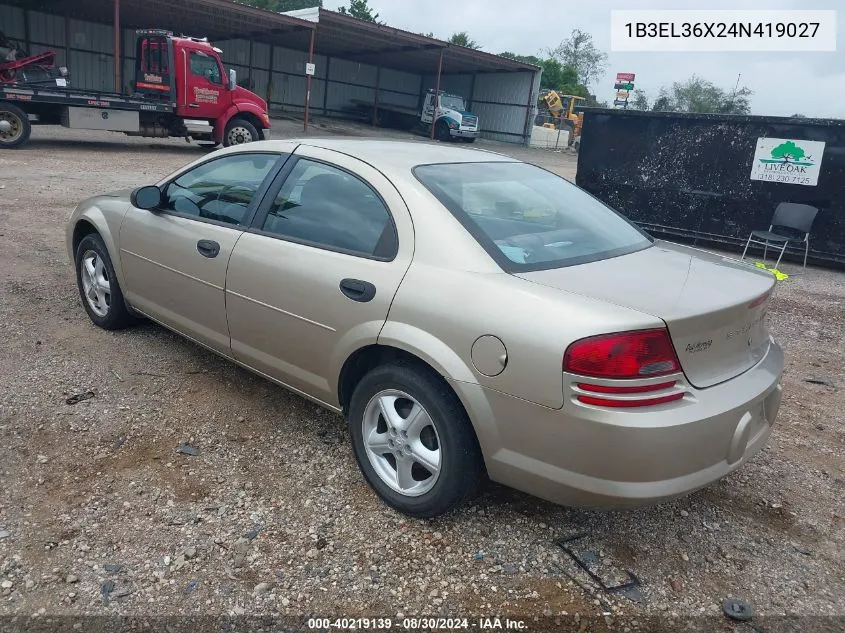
[536,89,586,144]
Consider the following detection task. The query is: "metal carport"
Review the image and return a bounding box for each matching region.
[0,0,541,143]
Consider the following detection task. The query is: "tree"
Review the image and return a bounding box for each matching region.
[448,32,481,49]
[790,113,807,118]
[629,89,649,110]
[770,141,805,163]
[337,0,379,22]
[499,52,585,94]
[499,52,541,65]
[545,29,607,88]
[650,75,752,115]
[419,32,435,38]
[238,0,321,11]
[540,59,584,95]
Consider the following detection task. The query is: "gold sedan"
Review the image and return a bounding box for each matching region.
[67,139,784,518]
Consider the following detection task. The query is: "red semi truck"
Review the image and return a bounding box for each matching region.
[0,29,271,149]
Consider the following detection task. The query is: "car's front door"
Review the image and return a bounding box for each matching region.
[119,151,285,354]
[225,146,414,406]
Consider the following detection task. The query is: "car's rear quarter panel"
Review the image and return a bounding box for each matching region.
[382,262,662,410]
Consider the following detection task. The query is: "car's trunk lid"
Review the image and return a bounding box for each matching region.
[516,242,776,389]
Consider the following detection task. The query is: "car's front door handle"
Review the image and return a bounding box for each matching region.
[188,104,200,109]
[339,278,376,302]
[196,239,220,258]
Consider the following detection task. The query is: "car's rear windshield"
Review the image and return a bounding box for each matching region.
[414,161,653,272]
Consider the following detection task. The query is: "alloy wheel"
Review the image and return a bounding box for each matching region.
[361,389,442,497]
[80,250,111,317]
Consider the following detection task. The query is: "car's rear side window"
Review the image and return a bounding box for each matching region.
[414,161,653,271]
[260,158,397,259]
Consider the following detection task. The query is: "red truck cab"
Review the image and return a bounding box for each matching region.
[134,30,270,146]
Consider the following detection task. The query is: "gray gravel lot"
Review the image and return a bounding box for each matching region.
[0,118,843,628]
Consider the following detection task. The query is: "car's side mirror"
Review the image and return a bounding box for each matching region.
[228,68,237,91]
[131,185,162,210]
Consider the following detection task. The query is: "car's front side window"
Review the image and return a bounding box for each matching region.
[160,153,280,226]
[260,158,397,258]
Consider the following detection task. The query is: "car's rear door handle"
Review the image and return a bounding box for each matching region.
[339,278,376,302]
[188,104,200,109]
[196,239,220,258]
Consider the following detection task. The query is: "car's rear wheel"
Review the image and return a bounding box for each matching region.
[75,233,134,330]
[348,362,485,518]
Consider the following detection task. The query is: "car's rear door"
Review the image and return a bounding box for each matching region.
[225,146,414,406]
[119,150,287,355]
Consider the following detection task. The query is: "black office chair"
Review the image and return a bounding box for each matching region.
[740,202,818,269]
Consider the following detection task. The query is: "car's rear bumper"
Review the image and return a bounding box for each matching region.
[452,338,784,508]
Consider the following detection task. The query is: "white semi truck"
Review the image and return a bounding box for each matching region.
[352,89,479,142]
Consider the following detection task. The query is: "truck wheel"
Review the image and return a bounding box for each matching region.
[0,103,31,149]
[224,118,259,146]
[435,121,451,142]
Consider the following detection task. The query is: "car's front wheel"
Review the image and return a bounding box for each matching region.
[348,362,485,518]
[75,233,135,330]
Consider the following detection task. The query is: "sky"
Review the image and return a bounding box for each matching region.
[329,0,844,118]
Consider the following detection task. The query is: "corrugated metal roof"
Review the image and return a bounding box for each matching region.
[5,0,315,42]
[7,0,538,76]
[306,9,539,76]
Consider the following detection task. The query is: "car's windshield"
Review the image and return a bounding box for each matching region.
[440,95,466,111]
[414,161,653,271]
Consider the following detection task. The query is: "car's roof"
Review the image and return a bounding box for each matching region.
[252,138,517,172]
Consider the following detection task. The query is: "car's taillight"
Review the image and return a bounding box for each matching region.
[576,391,683,408]
[564,328,681,378]
[564,329,684,408]
[577,380,677,394]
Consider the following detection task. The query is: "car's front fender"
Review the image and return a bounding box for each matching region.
[66,196,132,290]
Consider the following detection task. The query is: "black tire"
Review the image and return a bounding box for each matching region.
[348,361,485,518]
[74,233,135,330]
[435,120,451,142]
[0,102,32,149]
[223,118,259,147]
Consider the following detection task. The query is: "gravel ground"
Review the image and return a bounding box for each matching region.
[0,118,842,630]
